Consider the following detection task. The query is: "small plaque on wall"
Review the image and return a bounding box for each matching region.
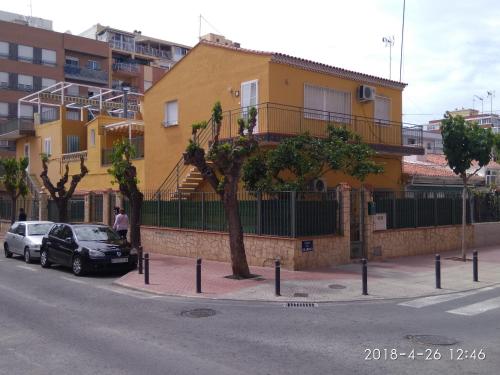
[302,240,314,252]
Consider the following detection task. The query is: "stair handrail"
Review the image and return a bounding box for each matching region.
[25,173,41,200]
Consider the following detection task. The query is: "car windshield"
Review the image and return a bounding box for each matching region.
[28,223,53,236]
[74,226,121,241]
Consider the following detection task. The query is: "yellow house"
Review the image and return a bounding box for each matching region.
[0,82,145,194]
[143,41,424,193]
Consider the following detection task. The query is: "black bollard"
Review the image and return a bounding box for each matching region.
[362,259,368,295]
[138,246,143,275]
[435,254,441,289]
[196,258,202,293]
[144,253,150,285]
[473,250,478,282]
[275,258,281,296]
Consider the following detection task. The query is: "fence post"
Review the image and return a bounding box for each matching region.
[201,192,205,231]
[414,193,418,228]
[435,254,441,289]
[434,193,438,226]
[196,258,202,293]
[256,191,262,235]
[178,190,182,229]
[451,195,456,225]
[144,253,150,285]
[138,246,143,274]
[473,250,478,282]
[275,258,281,296]
[362,259,368,295]
[392,192,396,229]
[290,191,296,237]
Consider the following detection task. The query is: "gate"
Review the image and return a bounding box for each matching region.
[350,189,365,259]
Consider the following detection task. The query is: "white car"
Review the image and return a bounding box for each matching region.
[4,221,54,263]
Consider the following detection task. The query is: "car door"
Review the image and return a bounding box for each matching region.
[58,225,76,267]
[5,223,19,254]
[15,223,27,255]
[46,224,64,264]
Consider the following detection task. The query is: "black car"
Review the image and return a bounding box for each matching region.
[40,223,138,276]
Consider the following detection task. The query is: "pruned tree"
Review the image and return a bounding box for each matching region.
[108,139,143,249]
[441,113,495,260]
[0,157,29,223]
[40,154,88,223]
[243,126,384,192]
[184,102,258,279]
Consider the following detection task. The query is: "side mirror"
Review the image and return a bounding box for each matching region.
[65,237,74,244]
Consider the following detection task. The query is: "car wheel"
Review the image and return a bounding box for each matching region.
[72,256,86,276]
[24,247,32,264]
[40,249,51,268]
[4,243,12,258]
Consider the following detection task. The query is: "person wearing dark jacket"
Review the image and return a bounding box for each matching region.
[18,208,27,221]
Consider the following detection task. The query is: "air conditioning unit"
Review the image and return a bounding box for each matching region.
[358,85,376,102]
[311,178,327,192]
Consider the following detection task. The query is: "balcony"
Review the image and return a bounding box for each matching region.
[64,65,108,84]
[0,117,35,140]
[109,40,172,60]
[212,103,423,154]
[112,62,140,75]
[61,150,88,163]
[101,136,144,165]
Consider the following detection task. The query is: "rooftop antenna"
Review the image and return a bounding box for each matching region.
[473,95,484,114]
[399,0,406,82]
[198,14,201,40]
[382,36,395,79]
[487,91,495,115]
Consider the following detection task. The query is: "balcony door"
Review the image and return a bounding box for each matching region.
[24,143,30,173]
[241,79,258,133]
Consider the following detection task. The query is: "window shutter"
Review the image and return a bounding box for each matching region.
[374,96,390,124]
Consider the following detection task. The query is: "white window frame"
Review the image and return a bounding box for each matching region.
[303,83,352,123]
[87,60,100,70]
[18,45,33,62]
[241,79,259,132]
[41,49,56,66]
[374,95,391,126]
[44,137,52,156]
[163,100,178,127]
[90,129,96,147]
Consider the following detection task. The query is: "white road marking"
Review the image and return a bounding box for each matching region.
[447,296,500,316]
[16,265,38,272]
[60,276,88,284]
[398,286,499,308]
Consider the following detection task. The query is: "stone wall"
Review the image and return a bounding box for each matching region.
[473,222,500,248]
[369,225,475,260]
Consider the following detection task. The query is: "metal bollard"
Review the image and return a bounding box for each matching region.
[362,258,368,295]
[196,258,202,293]
[144,253,149,285]
[138,246,143,275]
[435,254,441,289]
[275,258,281,296]
[473,250,478,282]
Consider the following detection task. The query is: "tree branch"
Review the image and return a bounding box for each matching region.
[65,157,89,199]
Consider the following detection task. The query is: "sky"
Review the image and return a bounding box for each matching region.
[3,0,500,125]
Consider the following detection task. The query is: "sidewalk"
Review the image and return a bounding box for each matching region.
[115,246,500,302]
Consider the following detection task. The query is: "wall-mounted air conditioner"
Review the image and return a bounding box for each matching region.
[358,85,376,102]
[311,178,327,192]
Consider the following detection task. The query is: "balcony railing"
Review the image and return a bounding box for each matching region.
[109,40,173,60]
[61,150,88,163]
[0,117,35,138]
[112,62,140,74]
[64,64,108,84]
[101,136,144,165]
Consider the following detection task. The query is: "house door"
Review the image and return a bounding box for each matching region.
[350,188,365,259]
[24,143,30,173]
[241,80,258,132]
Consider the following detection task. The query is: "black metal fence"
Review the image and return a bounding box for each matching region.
[91,194,104,223]
[472,193,500,223]
[372,190,471,229]
[0,196,39,221]
[123,190,341,238]
[47,197,85,222]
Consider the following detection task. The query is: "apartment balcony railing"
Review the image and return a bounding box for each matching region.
[0,117,35,139]
[101,136,144,165]
[111,81,139,92]
[61,150,88,163]
[109,40,172,60]
[112,62,140,74]
[64,65,108,84]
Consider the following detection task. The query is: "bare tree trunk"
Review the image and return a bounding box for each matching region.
[129,192,143,249]
[58,199,68,223]
[10,195,16,224]
[461,182,467,261]
[222,182,251,278]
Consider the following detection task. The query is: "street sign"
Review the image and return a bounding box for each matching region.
[302,240,314,252]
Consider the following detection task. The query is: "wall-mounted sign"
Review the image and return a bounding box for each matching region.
[302,240,314,252]
[373,213,387,231]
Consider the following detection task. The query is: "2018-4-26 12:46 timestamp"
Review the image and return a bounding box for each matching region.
[364,348,486,360]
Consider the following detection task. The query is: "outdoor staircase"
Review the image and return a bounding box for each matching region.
[177,167,204,194]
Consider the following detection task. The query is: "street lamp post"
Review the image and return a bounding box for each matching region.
[382,36,395,79]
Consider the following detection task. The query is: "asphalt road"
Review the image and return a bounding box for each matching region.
[1,255,500,375]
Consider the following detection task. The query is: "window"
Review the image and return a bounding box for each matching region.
[0,72,8,88]
[144,79,153,91]
[163,100,178,126]
[20,104,33,118]
[87,60,100,70]
[18,45,33,62]
[426,142,432,150]
[304,84,351,123]
[41,49,56,65]
[41,78,56,89]
[0,41,8,58]
[0,102,8,117]
[18,74,33,91]
[44,137,52,156]
[90,129,96,146]
[407,138,416,145]
[66,135,80,153]
[16,223,26,236]
[65,57,79,67]
[374,96,391,125]
[66,85,79,96]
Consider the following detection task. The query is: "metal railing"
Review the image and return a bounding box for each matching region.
[61,150,88,163]
[64,64,108,83]
[101,136,144,165]
[0,196,39,221]
[0,117,35,136]
[155,102,424,194]
[112,62,140,73]
[124,190,340,238]
[47,196,85,222]
[109,40,173,59]
[40,108,59,123]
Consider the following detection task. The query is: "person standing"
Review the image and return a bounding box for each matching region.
[18,208,27,221]
[113,208,129,240]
